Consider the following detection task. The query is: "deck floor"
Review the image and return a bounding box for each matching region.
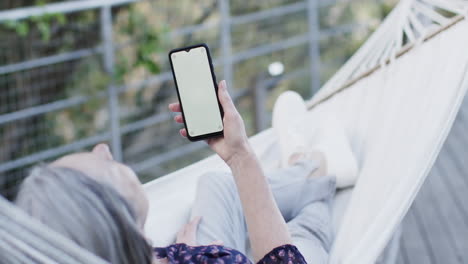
[397,94,468,264]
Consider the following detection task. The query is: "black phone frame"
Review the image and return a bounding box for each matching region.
[168,43,224,141]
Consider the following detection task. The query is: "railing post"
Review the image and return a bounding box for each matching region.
[100,5,123,161]
[253,75,268,132]
[219,0,233,90]
[307,0,322,95]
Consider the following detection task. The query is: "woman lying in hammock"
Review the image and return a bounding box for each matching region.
[15,80,357,264]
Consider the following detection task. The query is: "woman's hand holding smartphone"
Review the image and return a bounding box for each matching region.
[171,80,293,261]
[169,80,253,166]
[170,69,293,261]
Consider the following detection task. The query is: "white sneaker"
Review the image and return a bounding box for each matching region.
[272,91,308,168]
[308,113,359,188]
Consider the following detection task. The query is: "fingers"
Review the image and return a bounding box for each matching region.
[169,105,186,137]
[188,216,202,230]
[174,115,184,124]
[210,240,224,246]
[181,217,201,238]
[217,80,237,114]
[168,102,182,112]
[170,103,186,137]
[177,228,184,237]
[176,216,202,246]
[176,226,186,241]
[179,128,187,137]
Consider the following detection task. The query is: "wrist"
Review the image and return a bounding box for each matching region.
[226,142,255,168]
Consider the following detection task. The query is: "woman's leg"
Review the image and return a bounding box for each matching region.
[191,171,248,251]
[287,198,334,264]
[191,161,335,249]
[268,157,335,221]
[268,155,335,264]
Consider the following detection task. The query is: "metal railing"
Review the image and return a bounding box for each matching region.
[0,0,369,196]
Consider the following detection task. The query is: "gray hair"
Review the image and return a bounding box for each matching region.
[15,166,152,264]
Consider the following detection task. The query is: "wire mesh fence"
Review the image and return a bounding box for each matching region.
[0,0,395,199]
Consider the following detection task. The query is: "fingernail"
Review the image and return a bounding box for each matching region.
[220,80,227,90]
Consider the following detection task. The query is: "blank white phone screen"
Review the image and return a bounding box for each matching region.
[171,47,223,137]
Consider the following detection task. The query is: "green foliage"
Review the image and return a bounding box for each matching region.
[31,12,67,41]
[111,5,165,122]
[3,20,29,37]
[45,4,164,144]
[118,6,163,77]
[2,0,67,42]
[46,57,109,143]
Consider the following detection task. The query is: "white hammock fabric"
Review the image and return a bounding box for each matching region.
[305,1,468,263]
[1,0,468,263]
[317,18,468,264]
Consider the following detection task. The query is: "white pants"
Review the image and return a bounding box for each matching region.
[191,161,336,263]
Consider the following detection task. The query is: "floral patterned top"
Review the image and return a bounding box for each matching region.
[154,244,307,264]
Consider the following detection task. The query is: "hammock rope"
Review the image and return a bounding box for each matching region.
[309,0,468,109]
[309,14,466,110]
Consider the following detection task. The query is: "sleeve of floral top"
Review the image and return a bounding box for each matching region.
[154,243,252,264]
[154,244,307,264]
[257,245,307,264]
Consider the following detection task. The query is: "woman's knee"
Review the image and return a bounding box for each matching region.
[196,171,235,194]
[193,171,239,210]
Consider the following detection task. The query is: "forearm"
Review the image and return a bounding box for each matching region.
[228,146,292,261]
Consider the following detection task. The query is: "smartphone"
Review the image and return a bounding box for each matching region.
[169,43,224,141]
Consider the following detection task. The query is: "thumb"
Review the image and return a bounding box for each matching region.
[190,216,202,227]
[218,80,236,113]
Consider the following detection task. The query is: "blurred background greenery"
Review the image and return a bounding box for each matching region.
[0,0,397,199]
